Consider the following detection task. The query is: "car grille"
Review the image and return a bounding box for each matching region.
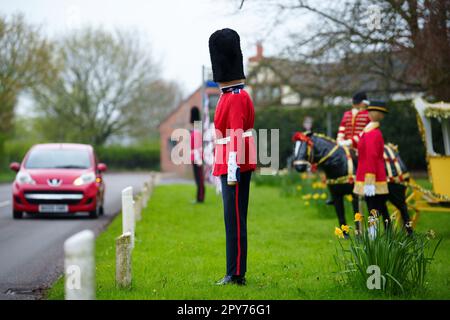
[24,191,84,205]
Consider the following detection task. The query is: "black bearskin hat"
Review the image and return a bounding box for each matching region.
[352,91,369,105]
[208,28,246,83]
[190,106,201,124]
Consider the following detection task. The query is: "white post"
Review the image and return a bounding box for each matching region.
[116,232,132,288]
[64,230,95,300]
[122,186,135,248]
[140,183,148,208]
[134,195,142,221]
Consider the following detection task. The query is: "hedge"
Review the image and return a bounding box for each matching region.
[2,141,160,172]
[254,100,442,171]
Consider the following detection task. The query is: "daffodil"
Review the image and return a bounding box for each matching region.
[426,229,435,239]
[320,193,327,200]
[354,213,363,222]
[304,201,310,206]
[334,227,344,239]
[345,195,353,202]
[313,193,320,200]
[296,185,302,191]
[341,225,350,233]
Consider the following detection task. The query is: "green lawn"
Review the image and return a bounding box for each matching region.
[47,182,450,300]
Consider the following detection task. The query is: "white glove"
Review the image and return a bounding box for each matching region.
[227,152,240,185]
[364,184,376,197]
[338,139,352,147]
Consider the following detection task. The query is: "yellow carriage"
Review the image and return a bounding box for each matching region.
[402,98,450,227]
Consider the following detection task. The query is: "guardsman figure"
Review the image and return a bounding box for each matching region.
[337,91,370,148]
[190,106,205,203]
[353,101,390,227]
[209,28,256,285]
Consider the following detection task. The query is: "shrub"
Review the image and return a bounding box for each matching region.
[334,212,441,296]
[2,141,160,171]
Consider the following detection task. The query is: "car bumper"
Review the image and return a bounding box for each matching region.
[12,182,99,213]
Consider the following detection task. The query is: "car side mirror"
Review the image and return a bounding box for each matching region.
[97,163,107,172]
[10,162,20,172]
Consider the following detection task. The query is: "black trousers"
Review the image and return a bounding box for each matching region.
[220,171,252,277]
[192,164,205,202]
[365,194,390,228]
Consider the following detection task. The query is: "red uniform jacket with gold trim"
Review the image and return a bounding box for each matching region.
[354,122,388,195]
[337,109,370,148]
[213,88,257,176]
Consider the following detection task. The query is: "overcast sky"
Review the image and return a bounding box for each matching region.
[1,0,309,96]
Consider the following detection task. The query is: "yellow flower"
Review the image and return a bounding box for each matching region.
[334,227,344,239]
[304,194,312,200]
[304,201,310,206]
[301,173,308,180]
[296,185,302,191]
[345,195,353,202]
[341,225,350,233]
[426,229,435,239]
[321,193,327,200]
[370,209,378,217]
[354,213,363,222]
[313,193,320,200]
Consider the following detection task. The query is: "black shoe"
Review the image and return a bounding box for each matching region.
[326,198,334,205]
[216,275,246,286]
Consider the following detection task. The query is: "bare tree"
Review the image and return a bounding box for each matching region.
[243,0,450,101]
[0,14,55,165]
[33,27,176,145]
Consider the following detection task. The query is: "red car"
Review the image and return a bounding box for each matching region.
[10,143,107,219]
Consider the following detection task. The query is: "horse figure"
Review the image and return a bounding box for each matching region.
[291,131,412,232]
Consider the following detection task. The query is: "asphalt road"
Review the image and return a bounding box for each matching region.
[0,172,152,300]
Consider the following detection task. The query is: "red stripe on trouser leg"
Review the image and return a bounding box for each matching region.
[235,183,241,275]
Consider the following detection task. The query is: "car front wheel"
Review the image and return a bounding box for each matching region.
[88,207,99,219]
[13,210,23,219]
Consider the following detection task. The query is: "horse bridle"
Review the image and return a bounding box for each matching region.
[292,132,339,171]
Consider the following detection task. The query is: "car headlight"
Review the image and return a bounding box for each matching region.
[16,171,36,185]
[73,172,96,186]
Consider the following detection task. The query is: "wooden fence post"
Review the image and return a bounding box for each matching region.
[116,232,132,288]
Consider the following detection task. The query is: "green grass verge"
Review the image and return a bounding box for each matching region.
[0,171,15,184]
[47,182,450,300]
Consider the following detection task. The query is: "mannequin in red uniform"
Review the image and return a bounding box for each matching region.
[190,106,204,203]
[337,91,370,148]
[209,28,256,286]
[353,100,390,227]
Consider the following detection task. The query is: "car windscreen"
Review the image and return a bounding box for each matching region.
[25,148,92,169]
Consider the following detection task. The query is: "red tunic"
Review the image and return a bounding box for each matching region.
[337,109,370,148]
[354,122,388,195]
[213,87,256,176]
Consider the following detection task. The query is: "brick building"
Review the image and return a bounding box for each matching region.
[158,85,220,176]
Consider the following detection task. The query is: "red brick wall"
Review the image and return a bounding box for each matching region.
[159,86,220,177]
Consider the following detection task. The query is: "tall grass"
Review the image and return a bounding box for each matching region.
[334,212,441,296]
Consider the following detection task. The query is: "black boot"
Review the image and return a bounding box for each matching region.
[216,275,246,286]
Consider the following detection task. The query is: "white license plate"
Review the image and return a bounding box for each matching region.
[39,204,69,213]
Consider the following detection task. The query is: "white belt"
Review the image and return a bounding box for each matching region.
[215,131,253,145]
